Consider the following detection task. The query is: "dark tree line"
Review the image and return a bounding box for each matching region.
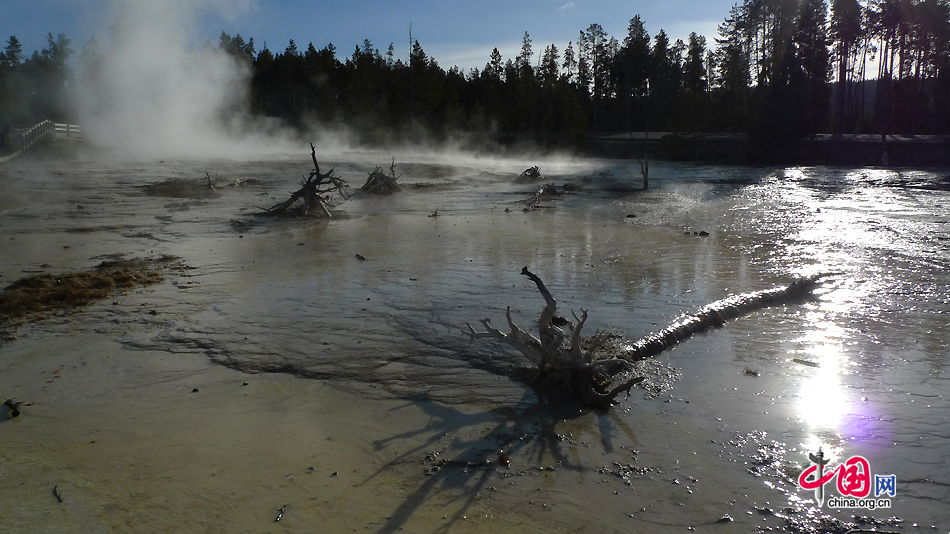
[2,0,949,155]
[0,33,73,127]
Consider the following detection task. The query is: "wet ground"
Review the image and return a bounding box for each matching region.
[1,143,948,533]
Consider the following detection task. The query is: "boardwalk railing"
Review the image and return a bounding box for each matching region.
[17,120,56,151]
[54,123,83,139]
[0,120,84,163]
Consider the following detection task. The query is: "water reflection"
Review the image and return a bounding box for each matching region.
[796,321,849,434]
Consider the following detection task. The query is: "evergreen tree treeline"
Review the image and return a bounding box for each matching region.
[2,0,949,152]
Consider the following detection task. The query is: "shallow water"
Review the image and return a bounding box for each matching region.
[1,148,948,532]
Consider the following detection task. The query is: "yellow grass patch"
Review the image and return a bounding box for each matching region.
[1,260,170,324]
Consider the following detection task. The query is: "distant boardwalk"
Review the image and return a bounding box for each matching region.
[0,121,82,163]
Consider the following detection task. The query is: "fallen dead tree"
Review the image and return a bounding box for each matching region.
[261,143,350,217]
[361,158,401,194]
[464,268,823,409]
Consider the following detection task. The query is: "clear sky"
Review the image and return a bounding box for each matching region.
[1,0,738,73]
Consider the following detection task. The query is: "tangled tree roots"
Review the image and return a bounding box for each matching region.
[464,267,644,409]
[361,158,401,194]
[464,268,824,409]
[262,143,350,217]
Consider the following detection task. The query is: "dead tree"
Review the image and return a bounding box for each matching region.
[361,158,401,194]
[464,268,823,409]
[464,267,644,408]
[262,143,350,217]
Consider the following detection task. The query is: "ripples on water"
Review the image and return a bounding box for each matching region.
[2,153,947,530]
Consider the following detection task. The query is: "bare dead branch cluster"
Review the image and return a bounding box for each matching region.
[262,143,350,218]
[361,158,401,194]
[464,267,644,409]
[515,165,543,183]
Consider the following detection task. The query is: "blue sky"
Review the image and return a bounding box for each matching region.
[1,0,738,73]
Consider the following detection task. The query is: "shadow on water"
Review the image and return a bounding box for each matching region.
[365,390,637,534]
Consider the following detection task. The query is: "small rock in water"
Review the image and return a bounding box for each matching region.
[355,253,366,261]
[716,514,733,523]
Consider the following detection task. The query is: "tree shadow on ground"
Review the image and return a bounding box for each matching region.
[362,388,639,534]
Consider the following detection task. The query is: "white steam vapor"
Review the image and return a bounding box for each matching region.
[77,0,296,159]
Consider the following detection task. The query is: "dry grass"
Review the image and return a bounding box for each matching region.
[0,259,171,324]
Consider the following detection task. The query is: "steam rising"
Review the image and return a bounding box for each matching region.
[78,0,293,159]
[73,0,570,164]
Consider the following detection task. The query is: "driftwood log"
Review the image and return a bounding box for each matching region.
[465,268,823,409]
[618,275,822,360]
[262,144,350,217]
[361,158,401,194]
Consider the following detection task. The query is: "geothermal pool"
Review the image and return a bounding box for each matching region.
[1,146,948,533]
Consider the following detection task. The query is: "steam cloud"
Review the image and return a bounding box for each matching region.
[77,0,293,159]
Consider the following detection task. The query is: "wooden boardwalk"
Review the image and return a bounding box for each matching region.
[0,121,82,163]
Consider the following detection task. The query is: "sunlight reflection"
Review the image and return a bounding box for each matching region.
[795,311,851,436]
